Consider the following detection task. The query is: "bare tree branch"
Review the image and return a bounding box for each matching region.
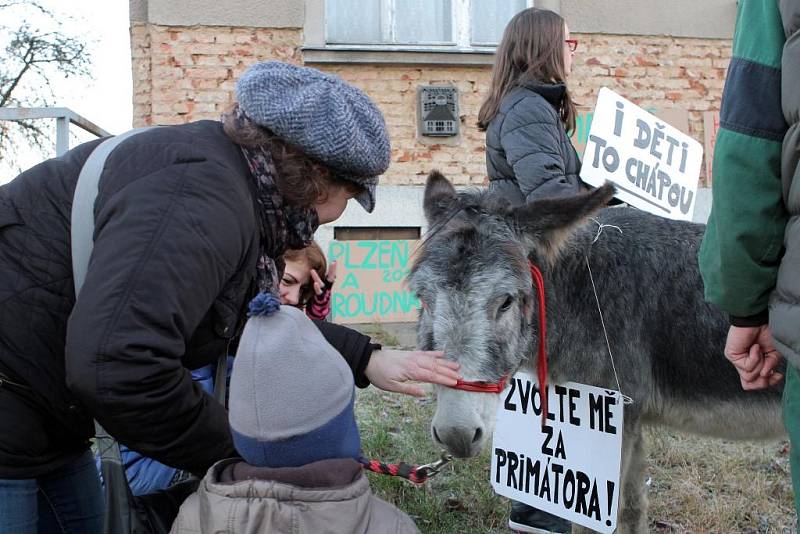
[0,0,46,14]
[0,0,92,166]
[0,38,35,107]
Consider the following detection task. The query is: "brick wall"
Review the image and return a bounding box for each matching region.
[130,24,730,186]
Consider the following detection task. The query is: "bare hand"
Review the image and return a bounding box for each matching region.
[365,349,461,397]
[310,261,337,295]
[724,325,783,390]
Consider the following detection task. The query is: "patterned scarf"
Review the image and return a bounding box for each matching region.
[232,110,319,297]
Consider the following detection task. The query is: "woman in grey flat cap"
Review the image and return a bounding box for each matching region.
[0,61,459,533]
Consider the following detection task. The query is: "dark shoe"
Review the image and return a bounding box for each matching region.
[508,501,571,534]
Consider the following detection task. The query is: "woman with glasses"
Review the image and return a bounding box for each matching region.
[479,7,586,206]
[477,7,582,534]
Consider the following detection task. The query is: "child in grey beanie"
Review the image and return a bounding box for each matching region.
[229,303,361,467]
[170,302,419,534]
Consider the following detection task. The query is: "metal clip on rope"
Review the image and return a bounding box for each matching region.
[414,451,453,479]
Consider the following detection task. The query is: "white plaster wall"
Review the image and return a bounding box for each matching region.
[562,0,736,39]
[316,185,428,256]
[139,0,304,27]
[134,0,735,39]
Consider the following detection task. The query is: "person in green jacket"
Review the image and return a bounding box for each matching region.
[699,0,799,515]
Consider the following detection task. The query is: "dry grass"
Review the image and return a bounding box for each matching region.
[350,323,401,347]
[646,430,795,533]
[356,386,796,534]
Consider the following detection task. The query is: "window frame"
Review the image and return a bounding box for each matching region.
[321,0,533,51]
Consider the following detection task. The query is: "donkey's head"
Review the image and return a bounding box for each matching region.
[408,171,613,458]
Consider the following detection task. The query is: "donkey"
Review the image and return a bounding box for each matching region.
[407,171,784,533]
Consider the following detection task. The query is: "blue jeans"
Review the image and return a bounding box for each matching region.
[0,450,104,534]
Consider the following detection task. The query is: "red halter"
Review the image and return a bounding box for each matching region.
[452,374,509,394]
[451,261,549,425]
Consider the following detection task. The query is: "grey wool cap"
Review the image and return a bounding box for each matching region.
[236,61,391,213]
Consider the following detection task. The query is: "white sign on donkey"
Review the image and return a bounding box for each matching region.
[491,372,623,533]
[581,87,703,221]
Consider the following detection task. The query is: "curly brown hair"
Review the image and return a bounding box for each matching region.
[284,241,327,306]
[222,104,362,208]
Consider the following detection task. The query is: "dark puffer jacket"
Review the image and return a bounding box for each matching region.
[485,81,585,205]
[0,121,376,478]
[772,0,799,366]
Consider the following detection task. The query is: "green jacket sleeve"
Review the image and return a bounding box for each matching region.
[698,0,790,323]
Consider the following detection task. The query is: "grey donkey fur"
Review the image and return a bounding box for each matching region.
[408,171,784,534]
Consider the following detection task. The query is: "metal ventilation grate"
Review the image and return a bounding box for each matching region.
[418,85,459,137]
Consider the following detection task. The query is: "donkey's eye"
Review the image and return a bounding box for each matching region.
[418,297,430,312]
[499,295,514,312]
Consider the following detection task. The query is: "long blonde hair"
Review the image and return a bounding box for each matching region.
[477,8,576,134]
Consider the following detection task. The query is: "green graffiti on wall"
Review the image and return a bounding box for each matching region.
[331,291,420,320]
[328,240,411,270]
[327,239,420,322]
[574,110,594,147]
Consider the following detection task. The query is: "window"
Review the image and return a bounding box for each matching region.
[325,0,531,49]
[334,227,421,240]
[470,1,529,46]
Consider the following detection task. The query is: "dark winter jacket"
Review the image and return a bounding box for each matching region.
[773,0,800,367]
[485,81,585,205]
[0,121,377,478]
[699,0,799,367]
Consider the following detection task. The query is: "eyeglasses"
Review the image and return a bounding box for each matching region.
[564,39,578,52]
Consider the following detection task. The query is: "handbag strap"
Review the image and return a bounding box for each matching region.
[71,126,229,408]
[71,128,154,448]
[71,128,152,295]
[213,352,228,406]
[71,128,153,534]
[70,128,228,506]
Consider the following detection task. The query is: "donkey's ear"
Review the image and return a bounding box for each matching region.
[513,183,615,261]
[423,170,457,223]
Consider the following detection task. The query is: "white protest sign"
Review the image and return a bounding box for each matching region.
[581,87,702,221]
[491,372,623,533]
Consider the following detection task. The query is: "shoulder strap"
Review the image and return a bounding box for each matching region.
[71,124,229,442]
[71,127,153,296]
[71,128,153,534]
[213,353,229,406]
[71,127,229,403]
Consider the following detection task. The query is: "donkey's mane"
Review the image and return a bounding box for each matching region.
[412,188,525,282]
[414,187,600,280]
[421,188,510,240]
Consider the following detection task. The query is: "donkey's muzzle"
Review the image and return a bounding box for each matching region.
[431,423,485,458]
